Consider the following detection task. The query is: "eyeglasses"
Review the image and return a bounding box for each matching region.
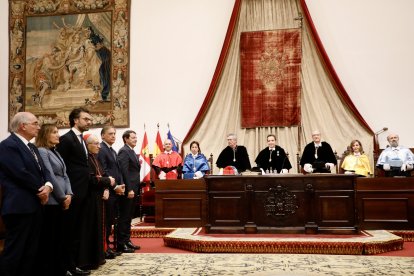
[88,142,100,145]
[80,117,92,122]
[25,121,40,126]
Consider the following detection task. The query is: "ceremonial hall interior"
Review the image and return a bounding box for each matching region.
[1,0,414,275]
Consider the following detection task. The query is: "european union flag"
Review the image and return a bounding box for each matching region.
[167,130,179,152]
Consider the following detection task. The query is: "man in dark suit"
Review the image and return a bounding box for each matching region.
[117,130,141,252]
[57,107,92,276]
[0,112,53,276]
[97,126,125,258]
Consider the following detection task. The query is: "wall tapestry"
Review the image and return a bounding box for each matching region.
[240,29,302,128]
[9,0,130,127]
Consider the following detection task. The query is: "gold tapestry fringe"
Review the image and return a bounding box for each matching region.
[389,230,414,242]
[131,227,175,238]
[128,226,410,255]
[363,239,404,255]
[164,237,365,255]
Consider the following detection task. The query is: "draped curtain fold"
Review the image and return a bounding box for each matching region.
[183,0,374,173]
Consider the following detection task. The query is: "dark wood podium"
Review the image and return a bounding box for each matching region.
[155,179,207,227]
[204,175,358,234]
[356,177,414,230]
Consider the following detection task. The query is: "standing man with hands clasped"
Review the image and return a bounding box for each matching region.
[97,126,125,259]
[57,107,93,276]
[0,112,53,276]
[117,130,141,253]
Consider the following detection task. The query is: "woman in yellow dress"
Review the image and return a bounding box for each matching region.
[341,140,372,177]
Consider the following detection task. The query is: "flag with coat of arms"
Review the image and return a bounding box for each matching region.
[139,131,151,183]
[153,129,163,156]
[167,129,179,152]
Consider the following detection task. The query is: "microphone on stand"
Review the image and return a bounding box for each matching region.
[375,127,388,135]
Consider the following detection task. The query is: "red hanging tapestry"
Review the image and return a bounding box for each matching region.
[240,29,302,128]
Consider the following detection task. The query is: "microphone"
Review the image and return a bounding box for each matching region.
[279,155,288,173]
[375,127,388,135]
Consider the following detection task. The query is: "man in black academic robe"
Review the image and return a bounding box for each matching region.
[216,133,251,172]
[300,130,337,173]
[255,134,292,173]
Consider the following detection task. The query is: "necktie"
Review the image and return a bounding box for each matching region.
[315,146,319,159]
[28,143,41,170]
[79,134,88,157]
[110,147,117,160]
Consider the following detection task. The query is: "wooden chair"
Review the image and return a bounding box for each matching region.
[207,153,213,174]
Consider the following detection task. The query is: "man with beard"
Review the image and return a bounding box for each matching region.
[57,107,92,275]
[376,133,414,177]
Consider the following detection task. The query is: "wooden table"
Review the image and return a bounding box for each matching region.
[204,174,358,234]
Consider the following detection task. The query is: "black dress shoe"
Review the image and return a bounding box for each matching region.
[105,250,116,259]
[69,267,91,275]
[126,241,141,250]
[117,244,135,253]
[107,248,121,257]
[66,271,73,276]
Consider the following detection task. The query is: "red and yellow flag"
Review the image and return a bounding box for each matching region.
[153,130,164,157]
[139,131,151,183]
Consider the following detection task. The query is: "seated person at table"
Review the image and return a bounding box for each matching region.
[300,130,337,173]
[255,134,291,174]
[182,141,210,179]
[152,139,183,179]
[216,133,251,173]
[341,139,372,176]
[376,133,414,177]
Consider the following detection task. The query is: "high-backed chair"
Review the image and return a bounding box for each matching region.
[207,153,214,174]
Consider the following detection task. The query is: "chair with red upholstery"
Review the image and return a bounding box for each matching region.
[139,184,155,222]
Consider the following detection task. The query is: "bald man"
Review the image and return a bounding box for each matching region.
[152,139,183,180]
[300,130,337,173]
[0,112,53,276]
[376,133,414,177]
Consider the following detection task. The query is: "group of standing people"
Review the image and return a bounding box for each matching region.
[0,108,141,276]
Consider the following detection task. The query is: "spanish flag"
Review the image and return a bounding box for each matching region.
[153,130,163,157]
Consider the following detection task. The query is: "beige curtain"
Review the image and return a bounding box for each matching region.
[183,0,373,173]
